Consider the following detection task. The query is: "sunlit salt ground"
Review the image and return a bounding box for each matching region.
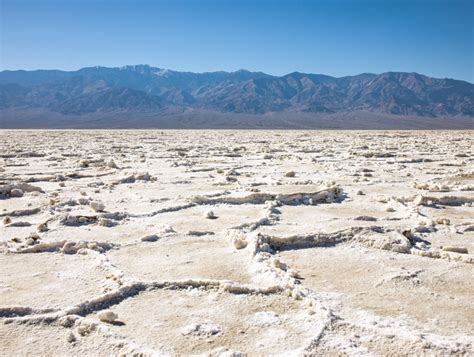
[0,130,473,356]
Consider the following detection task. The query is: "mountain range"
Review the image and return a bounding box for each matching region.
[0,65,473,129]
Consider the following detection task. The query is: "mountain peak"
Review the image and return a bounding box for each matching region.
[0,66,472,122]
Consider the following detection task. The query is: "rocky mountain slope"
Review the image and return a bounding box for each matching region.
[0,65,473,128]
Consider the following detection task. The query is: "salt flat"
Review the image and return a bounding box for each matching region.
[0,130,473,356]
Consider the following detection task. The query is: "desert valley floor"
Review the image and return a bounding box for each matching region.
[0,130,473,356]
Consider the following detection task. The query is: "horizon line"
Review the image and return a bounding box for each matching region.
[0,64,472,84]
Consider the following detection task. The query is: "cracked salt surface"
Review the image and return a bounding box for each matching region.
[0,130,473,355]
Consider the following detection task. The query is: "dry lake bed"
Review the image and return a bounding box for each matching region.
[0,130,473,356]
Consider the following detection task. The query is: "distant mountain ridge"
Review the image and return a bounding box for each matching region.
[0,65,473,128]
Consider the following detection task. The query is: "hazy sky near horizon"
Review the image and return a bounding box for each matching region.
[1,0,473,82]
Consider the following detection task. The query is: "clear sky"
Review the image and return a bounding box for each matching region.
[1,0,473,82]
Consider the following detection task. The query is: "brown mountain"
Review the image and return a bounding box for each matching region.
[0,65,472,128]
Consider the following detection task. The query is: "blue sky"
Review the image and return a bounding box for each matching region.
[1,0,473,81]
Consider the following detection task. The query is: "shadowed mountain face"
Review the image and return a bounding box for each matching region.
[0,65,473,128]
